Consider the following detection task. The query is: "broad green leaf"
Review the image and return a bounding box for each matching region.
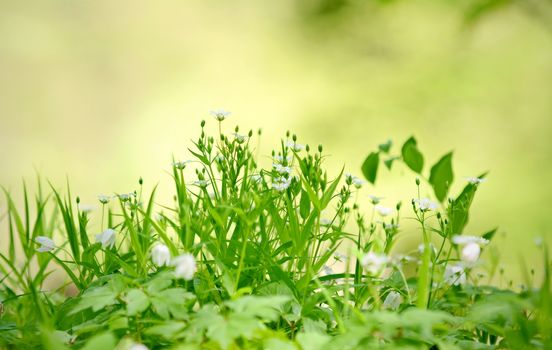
[429,152,454,202]
[361,152,379,184]
[299,190,311,220]
[482,227,498,242]
[401,137,424,173]
[296,332,330,350]
[126,289,150,316]
[80,332,116,350]
[378,139,392,153]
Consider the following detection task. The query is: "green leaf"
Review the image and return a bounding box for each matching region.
[429,152,454,202]
[378,139,392,153]
[361,152,379,184]
[80,332,116,350]
[296,332,330,350]
[401,137,424,173]
[299,190,311,220]
[383,156,399,171]
[482,227,498,242]
[126,289,150,316]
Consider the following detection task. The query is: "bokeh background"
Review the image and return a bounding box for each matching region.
[1,0,551,282]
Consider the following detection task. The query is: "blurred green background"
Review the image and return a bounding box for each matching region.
[1,0,551,281]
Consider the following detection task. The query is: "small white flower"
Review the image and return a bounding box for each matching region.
[461,242,481,263]
[414,198,438,211]
[272,177,292,191]
[368,195,384,205]
[452,235,489,246]
[151,243,171,267]
[172,253,197,280]
[465,176,486,185]
[383,291,403,310]
[320,218,332,226]
[375,205,394,217]
[322,265,334,276]
[361,252,388,275]
[98,194,111,204]
[173,160,192,169]
[444,264,466,286]
[210,109,231,121]
[129,343,149,350]
[334,252,347,262]
[418,242,436,255]
[286,141,305,152]
[383,223,399,230]
[250,174,263,183]
[232,132,247,143]
[273,163,292,175]
[273,155,293,164]
[96,229,116,249]
[193,180,210,187]
[345,173,364,188]
[35,236,56,252]
[78,204,96,213]
[118,193,135,202]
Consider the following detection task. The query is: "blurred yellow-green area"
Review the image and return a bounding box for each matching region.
[1,1,551,281]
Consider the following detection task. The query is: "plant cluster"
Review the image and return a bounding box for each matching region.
[1,113,550,349]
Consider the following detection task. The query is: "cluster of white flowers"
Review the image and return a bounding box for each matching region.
[273,163,292,175]
[452,235,489,264]
[210,109,231,121]
[272,176,292,191]
[361,252,389,275]
[96,229,117,249]
[172,160,192,170]
[383,291,403,310]
[286,141,305,152]
[375,204,394,217]
[414,198,438,211]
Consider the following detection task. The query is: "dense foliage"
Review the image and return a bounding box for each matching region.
[1,115,550,349]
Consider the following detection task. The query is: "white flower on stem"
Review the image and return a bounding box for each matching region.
[98,194,111,204]
[361,252,388,275]
[129,343,149,350]
[151,243,171,267]
[444,264,466,286]
[465,176,486,185]
[232,132,247,143]
[414,198,438,211]
[273,163,292,175]
[273,155,293,164]
[452,235,489,246]
[461,243,481,264]
[250,174,263,183]
[383,291,403,310]
[173,160,192,170]
[368,195,384,205]
[96,229,116,249]
[322,265,334,276]
[375,205,394,217]
[172,253,197,280]
[320,218,332,226]
[35,236,56,252]
[193,180,210,187]
[210,109,231,121]
[118,193,135,202]
[345,173,364,188]
[272,177,292,191]
[286,141,305,152]
[78,204,96,213]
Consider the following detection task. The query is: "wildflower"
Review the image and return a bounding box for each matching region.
[418,243,436,255]
[286,141,305,152]
[98,194,111,204]
[250,174,263,183]
[375,205,394,217]
[345,173,364,188]
[361,252,388,275]
[461,242,481,263]
[383,223,399,230]
[172,253,197,280]
[465,176,486,185]
[444,264,466,286]
[173,160,192,169]
[414,198,438,211]
[78,204,96,213]
[232,132,247,143]
[320,218,332,226]
[452,235,489,246]
[322,265,334,276]
[334,252,347,262]
[129,343,149,350]
[383,291,403,310]
[273,163,292,174]
[96,229,116,249]
[35,236,56,252]
[210,109,231,121]
[272,177,292,191]
[368,195,384,205]
[193,180,210,187]
[273,155,292,164]
[151,243,171,267]
[118,193,135,202]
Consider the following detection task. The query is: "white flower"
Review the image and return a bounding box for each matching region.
[78,204,96,213]
[36,236,56,252]
[173,160,192,169]
[273,163,292,174]
[375,205,394,217]
[414,198,438,211]
[286,141,305,152]
[452,235,489,246]
[345,173,364,188]
[172,253,197,280]
[273,155,293,164]
[272,177,292,191]
[361,252,388,275]
[96,229,116,249]
[334,252,347,262]
[210,109,231,121]
[465,176,486,185]
[98,194,111,204]
[193,180,210,187]
[418,243,436,255]
[383,223,399,230]
[232,132,247,143]
[444,264,466,286]
[461,242,481,263]
[129,343,149,350]
[320,218,332,226]
[151,243,171,267]
[383,291,403,310]
[250,174,263,183]
[322,265,334,276]
[368,195,384,204]
[118,193,135,202]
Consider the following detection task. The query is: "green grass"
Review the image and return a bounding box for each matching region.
[1,117,551,349]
